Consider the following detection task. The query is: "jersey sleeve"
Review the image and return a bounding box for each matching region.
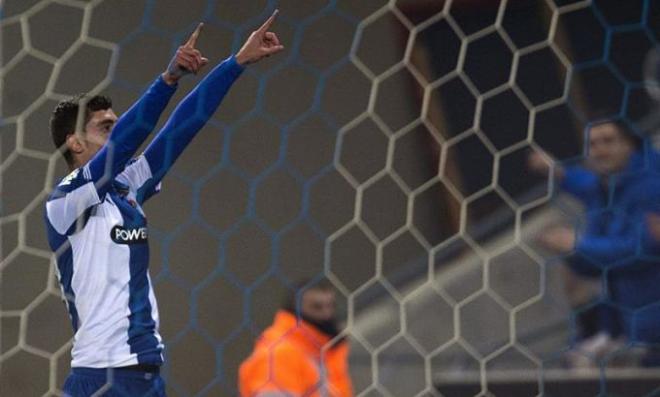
[140,55,244,195]
[86,75,176,199]
[45,167,101,235]
[115,155,162,203]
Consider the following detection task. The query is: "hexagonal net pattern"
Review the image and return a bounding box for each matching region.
[1,0,660,396]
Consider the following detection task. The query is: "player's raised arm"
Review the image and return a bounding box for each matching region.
[162,23,209,84]
[46,26,208,236]
[135,11,284,202]
[84,24,208,189]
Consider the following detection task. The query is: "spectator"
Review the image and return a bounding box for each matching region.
[530,118,660,367]
[239,280,353,396]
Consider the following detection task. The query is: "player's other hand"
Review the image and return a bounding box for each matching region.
[162,23,209,85]
[236,10,284,66]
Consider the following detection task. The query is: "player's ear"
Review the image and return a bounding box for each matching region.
[66,132,85,155]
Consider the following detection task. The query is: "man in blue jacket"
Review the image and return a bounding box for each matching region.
[531,118,660,366]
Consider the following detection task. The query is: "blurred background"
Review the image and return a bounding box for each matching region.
[2,0,660,396]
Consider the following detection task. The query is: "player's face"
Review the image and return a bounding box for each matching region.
[301,289,336,323]
[587,123,635,176]
[78,108,118,166]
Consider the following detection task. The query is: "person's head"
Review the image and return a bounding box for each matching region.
[50,94,117,170]
[587,119,641,176]
[284,280,338,335]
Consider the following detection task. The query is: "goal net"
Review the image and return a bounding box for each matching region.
[1,0,659,396]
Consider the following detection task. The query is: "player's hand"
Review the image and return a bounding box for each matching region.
[235,10,284,66]
[538,226,576,253]
[162,23,209,85]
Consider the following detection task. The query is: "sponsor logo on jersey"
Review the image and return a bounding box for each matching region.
[59,169,80,186]
[111,225,148,244]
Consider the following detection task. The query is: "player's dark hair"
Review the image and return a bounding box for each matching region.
[50,94,112,166]
[282,279,335,314]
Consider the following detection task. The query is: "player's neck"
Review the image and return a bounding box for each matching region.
[69,157,84,172]
[69,152,92,171]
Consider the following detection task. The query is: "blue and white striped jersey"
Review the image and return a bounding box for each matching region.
[44,56,244,368]
[46,157,164,367]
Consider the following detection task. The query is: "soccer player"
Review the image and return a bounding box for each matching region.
[44,11,283,397]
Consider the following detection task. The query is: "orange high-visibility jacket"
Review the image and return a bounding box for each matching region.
[239,310,353,397]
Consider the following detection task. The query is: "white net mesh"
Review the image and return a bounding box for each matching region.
[1,0,660,396]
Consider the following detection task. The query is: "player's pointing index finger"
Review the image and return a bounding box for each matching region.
[185,22,204,48]
[258,9,279,33]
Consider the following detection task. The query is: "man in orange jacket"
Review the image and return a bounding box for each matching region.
[239,280,353,397]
